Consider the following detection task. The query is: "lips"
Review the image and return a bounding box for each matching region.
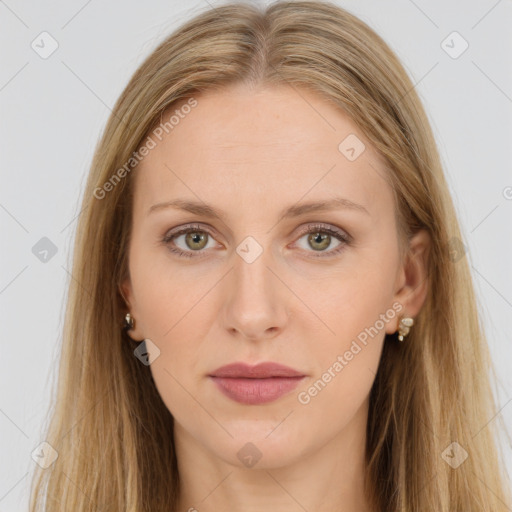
[208,362,306,405]
[209,362,305,379]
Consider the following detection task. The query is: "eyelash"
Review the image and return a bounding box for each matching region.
[161,223,351,259]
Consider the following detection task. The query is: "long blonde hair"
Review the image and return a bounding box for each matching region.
[29,1,511,510]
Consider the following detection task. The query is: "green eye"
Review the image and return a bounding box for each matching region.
[307,231,334,251]
[162,224,216,258]
[182,231,209,251]
[294,224,349,257]
[163,223,350,259]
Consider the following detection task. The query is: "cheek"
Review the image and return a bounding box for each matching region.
[295,261,395,346]
[129,242,213,337]
[129,250,220,387]
[290,273,390,436]
[290,258,395,406]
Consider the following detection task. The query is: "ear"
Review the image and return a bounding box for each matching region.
[119,276,145,341]
[385,229,431,335]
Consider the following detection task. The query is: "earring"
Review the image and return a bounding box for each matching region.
[124,312,135,331]
[397,316,414,342]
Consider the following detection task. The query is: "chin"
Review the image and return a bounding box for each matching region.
[203,422,313,470]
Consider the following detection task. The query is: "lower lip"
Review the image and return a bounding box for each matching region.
[209,376,305,405]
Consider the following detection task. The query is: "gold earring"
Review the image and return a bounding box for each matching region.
[397,316,414,342]
[124,312,135,331]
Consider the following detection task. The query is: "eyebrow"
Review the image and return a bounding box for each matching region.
[147,196,369,220]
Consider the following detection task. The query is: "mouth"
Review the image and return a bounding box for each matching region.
[208,362,306,405]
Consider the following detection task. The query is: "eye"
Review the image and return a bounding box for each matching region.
[293,223,350,257]
[162,222,351,259]
[162,224,219,258]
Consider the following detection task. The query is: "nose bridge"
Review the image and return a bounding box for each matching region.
[222,233,288,339]
[234,235,277,306]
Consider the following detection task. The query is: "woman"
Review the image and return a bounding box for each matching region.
[29,1,511,511]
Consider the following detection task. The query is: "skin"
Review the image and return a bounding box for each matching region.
[121,82,430,512]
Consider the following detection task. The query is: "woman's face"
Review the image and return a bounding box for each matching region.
[122,83,429,469]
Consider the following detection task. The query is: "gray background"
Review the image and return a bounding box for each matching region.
[1,0,511,509]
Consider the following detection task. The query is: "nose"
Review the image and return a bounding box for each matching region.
[220,241,289,342]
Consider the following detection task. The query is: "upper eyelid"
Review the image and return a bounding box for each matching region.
[164,222,350,246]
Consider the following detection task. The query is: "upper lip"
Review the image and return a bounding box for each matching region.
[209,362,305,379]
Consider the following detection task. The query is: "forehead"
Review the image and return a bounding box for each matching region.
[133,83,392,218]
